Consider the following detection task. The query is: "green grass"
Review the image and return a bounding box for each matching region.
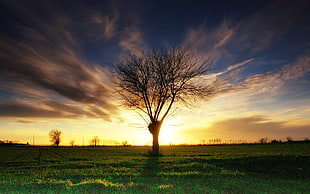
[0,143,309,193]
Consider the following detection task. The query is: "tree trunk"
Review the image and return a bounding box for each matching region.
[148,120,162,156]
[152,132,159,156]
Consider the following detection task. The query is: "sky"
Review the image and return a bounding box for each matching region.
[0,0,309,145]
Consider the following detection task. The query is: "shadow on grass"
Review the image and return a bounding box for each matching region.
[141,156,160,177]
[203,155,310,179]
[131,156,166,191]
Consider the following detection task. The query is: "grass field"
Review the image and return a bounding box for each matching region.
[0,143,309,193]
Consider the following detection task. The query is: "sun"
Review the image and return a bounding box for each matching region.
[159,118,181,145]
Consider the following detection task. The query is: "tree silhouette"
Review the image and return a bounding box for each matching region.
[286,137,293,142]
[69,140,75,147]
[122,141,129,147]
[49,129,61,147]
[259,137,268,144]
[90,136,100,147]
[115,46,217,156]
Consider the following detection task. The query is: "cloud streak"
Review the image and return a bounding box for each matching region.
[183,0,309,73]
[0,98,115,121]
[181,115,310,142]
[227,1,306,57]
[85,3,120,41]
[0,1,119,121]
[119,27,146,55]
[208,115,310,141]
[183,20,235,62]
[224,54,310,95]
[0,100,70,119]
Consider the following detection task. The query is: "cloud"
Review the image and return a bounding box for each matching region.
[0,101,67,119]
[281,55,310,81]
[0,80,48,99]
[214,58,254,77]
[0,1,119,121]
[183,1,309,65]
[103,17,117,39]
[209,115,310,140]
[44,100,93,117]
[119,27,146,55]
[0,98,115,121]
[80,0,146,55]
[183,20,235,62]
[229,1,307,57]
[87,12,119,40]
[0,34,115,107]
[218,53,310,97]
[182,115,310,142]
[192,53,310,134]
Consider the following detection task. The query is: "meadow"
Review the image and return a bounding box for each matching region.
[0,143,309,193]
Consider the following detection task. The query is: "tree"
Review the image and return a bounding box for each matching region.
[122,141,129,147]
[49,129,61,147]
[259,137,268,144]
[115,46,217,156]
[69,140,75,147]
[286,137,293,142]
[89,136,100,147]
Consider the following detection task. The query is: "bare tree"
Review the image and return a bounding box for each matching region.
[259,137,268,144]
[122,141,129,147]
[49,129,61,147]
[69,140,75,147]
[89,136,100,147]
[286,137,293,142]
[115,46,217,156]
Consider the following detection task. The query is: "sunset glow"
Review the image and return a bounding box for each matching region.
[0,0,309,145]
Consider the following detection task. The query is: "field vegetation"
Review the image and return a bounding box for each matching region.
[0,143,309,193]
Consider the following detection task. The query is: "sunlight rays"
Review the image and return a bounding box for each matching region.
[159,118,181,145]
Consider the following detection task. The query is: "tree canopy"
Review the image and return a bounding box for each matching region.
[115,46,217,155]
[49,129,61,147]
[116,47,216,121]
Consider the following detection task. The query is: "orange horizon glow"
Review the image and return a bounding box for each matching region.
[1,94,309,146]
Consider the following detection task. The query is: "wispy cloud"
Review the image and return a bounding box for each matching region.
[0,34,115,106]
[181,115,310,142]
[223,54,310,95]
[229,1,305,57]
[0,1,119,121]
[183,20,235,62]
[199,52,310,133]
[0,100,67,119]
[208,115,310,140]
[87,0,147,55]
[0,96,117,121]
[183,1,308,67]
[214,58,254,77]
[119,27,146,55]
[87,11,119,40]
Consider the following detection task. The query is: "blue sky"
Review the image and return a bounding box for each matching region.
[0,0,309,145]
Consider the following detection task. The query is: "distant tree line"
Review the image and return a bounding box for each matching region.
[259,137,310,144]
[197,137,310,146]
[0,140,30,146]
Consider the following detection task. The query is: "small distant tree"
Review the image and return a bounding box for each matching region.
[286,137,293,142]
[49,129,61,147]
[122,141,128,147]
[271,139,281,144]
[69,140,75,147]
[113,140,120,146]
[214,138,221,145]
[259,137,268,144]
[90,136,100,147]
